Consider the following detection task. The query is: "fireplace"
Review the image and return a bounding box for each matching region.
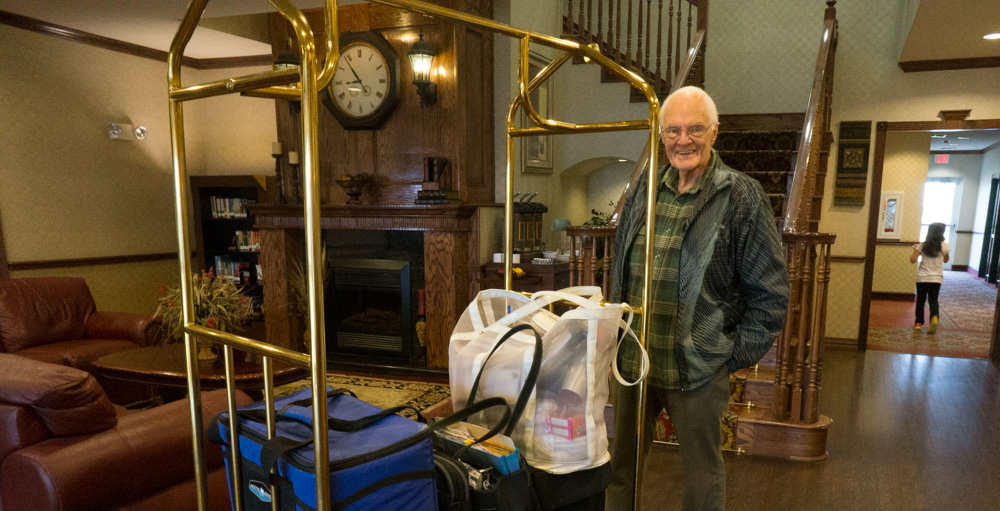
[326,259,412,358]
[250,203,492,368]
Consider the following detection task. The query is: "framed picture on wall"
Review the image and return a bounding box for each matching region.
[523,54,553,174]
[878,191,903,239]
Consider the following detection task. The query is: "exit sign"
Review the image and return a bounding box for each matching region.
[936,154,950,163]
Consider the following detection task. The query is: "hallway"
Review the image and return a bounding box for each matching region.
[638,346,1000,510]
[867,270,995,359]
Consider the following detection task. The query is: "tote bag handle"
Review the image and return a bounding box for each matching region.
[466,323,543,436]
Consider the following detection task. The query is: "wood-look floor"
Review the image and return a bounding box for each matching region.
[637,345,1000,510]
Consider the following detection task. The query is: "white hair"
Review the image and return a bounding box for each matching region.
[659,86,719,127]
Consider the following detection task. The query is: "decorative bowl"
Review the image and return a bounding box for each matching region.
[335,173,371,204]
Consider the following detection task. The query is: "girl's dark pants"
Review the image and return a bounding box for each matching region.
[915,282,941,324]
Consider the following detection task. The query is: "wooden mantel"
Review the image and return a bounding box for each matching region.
[251,203,487,368]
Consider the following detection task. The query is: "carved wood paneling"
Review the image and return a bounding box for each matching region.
[271,3,493,207]
[424,232,460,368]
[259,228,300,351]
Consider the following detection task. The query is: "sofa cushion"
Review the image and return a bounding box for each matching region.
[16,338,143,374]
[0,354,116,436]
[0,277,96,353]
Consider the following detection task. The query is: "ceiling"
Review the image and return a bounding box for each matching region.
[0,0,346,59]
[929,129,1000,152]
[2,0,998,61]
[900,0,1000,62]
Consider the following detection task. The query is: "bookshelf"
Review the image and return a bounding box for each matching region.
[190,176,267,317]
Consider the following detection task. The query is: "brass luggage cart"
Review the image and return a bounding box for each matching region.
[167,1,670,509]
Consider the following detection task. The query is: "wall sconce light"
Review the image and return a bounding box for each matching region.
[408,31,437,108]
[107,122,147,140]
[274,44,302,115]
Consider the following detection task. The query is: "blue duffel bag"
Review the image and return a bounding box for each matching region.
[210,386,437,511]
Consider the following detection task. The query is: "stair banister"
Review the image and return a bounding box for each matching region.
[774,1,839,425]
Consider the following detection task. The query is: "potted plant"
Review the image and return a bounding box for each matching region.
[154,269,251,361]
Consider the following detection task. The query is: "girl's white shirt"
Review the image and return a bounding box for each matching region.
[916,241,951,284]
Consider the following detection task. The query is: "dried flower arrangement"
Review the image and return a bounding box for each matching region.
[154,269,251,355]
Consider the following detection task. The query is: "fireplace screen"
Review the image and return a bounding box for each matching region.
[325,259,412,357]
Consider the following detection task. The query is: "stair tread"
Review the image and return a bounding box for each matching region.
[738,407,833,428]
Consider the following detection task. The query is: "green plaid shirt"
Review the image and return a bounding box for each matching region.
[625,163,716,390]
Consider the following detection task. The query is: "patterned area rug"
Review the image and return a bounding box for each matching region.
[275,373,452,419]
[938,270,996,332]
[867,271,994,359]
[866,326,990,359]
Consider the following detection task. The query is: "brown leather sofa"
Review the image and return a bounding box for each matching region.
[0,277,160,401]
[0,353,251,511]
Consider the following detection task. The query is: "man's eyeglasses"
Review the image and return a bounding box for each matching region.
[660,123,715,141]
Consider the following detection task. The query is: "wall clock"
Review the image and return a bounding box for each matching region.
[322,31,401,130]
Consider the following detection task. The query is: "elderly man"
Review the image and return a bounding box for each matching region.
[605,86,789,510]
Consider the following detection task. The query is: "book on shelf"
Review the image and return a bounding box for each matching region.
[210,197,257,219]
[230,230,261,252]
[214,256,243,283]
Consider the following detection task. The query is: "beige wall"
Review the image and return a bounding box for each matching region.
[872,132,930,294]
[0,27,276,313]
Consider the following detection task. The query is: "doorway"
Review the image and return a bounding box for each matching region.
[920,178,959,271]
[859,119,1000,366]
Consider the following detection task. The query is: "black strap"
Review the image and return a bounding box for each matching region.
[331,469,437,510]
[466,323,543,436]
[258,396,512,477]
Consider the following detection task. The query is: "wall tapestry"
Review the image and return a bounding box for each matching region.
[833,121,872,207]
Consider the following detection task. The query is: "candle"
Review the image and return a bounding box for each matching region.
[271,141,283,155]
[288,151,299,164]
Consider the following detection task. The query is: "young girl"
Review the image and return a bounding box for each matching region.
[910,222,950,334]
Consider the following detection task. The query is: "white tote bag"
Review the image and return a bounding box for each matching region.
[449,286,648,474]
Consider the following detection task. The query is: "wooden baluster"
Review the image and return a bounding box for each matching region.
[805,241,831,423]
[791,242,815,422]
[636,0,644,74]
[667,0,674,86]
[587,237,598,286]
[586,0,593,43]
[615,0,622,61]
[775,239,802,420]
[602,236,613,297]
[626,0,633,68]
[655,0,663,92]
[578,0,586,40]
[686,0,692,54]
[569,233,579,287]
[643,0,651,77]
[674,0,681,79]
[567,0,574,35]
[597,0,604,46]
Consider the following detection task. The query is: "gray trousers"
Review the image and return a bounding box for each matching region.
[605,365,730,511]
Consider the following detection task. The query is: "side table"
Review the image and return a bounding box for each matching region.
[94,343,307,403]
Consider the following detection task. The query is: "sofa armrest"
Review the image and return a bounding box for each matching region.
[85,311,161,346]
[1,388,252,511]
[0,404,50,467]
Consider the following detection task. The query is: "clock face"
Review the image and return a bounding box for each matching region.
[330,42,390,118]
[322,32,400,130]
